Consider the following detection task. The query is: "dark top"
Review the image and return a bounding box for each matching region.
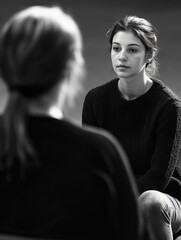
[0,115,141,240]
[82,78,181,200]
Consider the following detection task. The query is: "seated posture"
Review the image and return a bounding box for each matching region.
[82,15,181,240]
[0,6,144,240]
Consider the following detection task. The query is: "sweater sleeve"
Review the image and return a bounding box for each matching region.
[137,101,181,195]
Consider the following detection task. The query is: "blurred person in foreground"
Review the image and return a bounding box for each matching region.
[0,5,147,240]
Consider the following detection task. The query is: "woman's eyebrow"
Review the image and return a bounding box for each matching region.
[128,43,141,47]
[112,42,141,47]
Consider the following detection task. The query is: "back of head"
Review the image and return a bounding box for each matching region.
[0,5,83,180]
[106,15,159,78]
[0,5,82,97]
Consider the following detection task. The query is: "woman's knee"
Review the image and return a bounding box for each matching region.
[138,190,167,217]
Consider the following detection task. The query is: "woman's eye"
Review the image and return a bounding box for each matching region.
[128,48,138,53]
[112,46,120,52]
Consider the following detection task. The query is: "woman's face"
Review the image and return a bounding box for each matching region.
[111,30,147,79]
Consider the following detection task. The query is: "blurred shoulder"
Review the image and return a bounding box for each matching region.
[69,120,128,163]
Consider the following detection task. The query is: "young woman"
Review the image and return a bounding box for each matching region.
[82,15,181,240]
[0,6,144,240]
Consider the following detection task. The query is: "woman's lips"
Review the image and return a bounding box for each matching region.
[117,65,129,68]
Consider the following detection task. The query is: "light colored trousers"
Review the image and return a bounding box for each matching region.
[138,190,181,240]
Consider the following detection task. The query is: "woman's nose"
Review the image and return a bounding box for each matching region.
[119,50,127,61]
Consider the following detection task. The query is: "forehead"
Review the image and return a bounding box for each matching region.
[112,30,144,47]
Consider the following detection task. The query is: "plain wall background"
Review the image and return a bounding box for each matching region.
[0,0,180,124]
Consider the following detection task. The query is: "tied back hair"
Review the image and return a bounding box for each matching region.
[0,6,79,180]
[1,92,36,181]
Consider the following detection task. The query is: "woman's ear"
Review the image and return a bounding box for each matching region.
[147,58,152,64]
[145,51,153,66]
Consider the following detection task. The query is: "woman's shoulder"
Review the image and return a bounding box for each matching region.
[69,119,117,146]
[153,79,181,100]
[68,119,126,159]
[152,78,181,107]
[28,116,124,160]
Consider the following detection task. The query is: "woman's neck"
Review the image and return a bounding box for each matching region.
[27,81,66,120]
[118,75,153,100]
[47,106,63,119]
[28,104,63,120]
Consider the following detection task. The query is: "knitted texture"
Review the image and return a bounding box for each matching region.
[82,78,181,200]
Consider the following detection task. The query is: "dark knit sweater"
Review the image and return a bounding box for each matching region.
[0,116,141,239]
[82,78,181,200]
